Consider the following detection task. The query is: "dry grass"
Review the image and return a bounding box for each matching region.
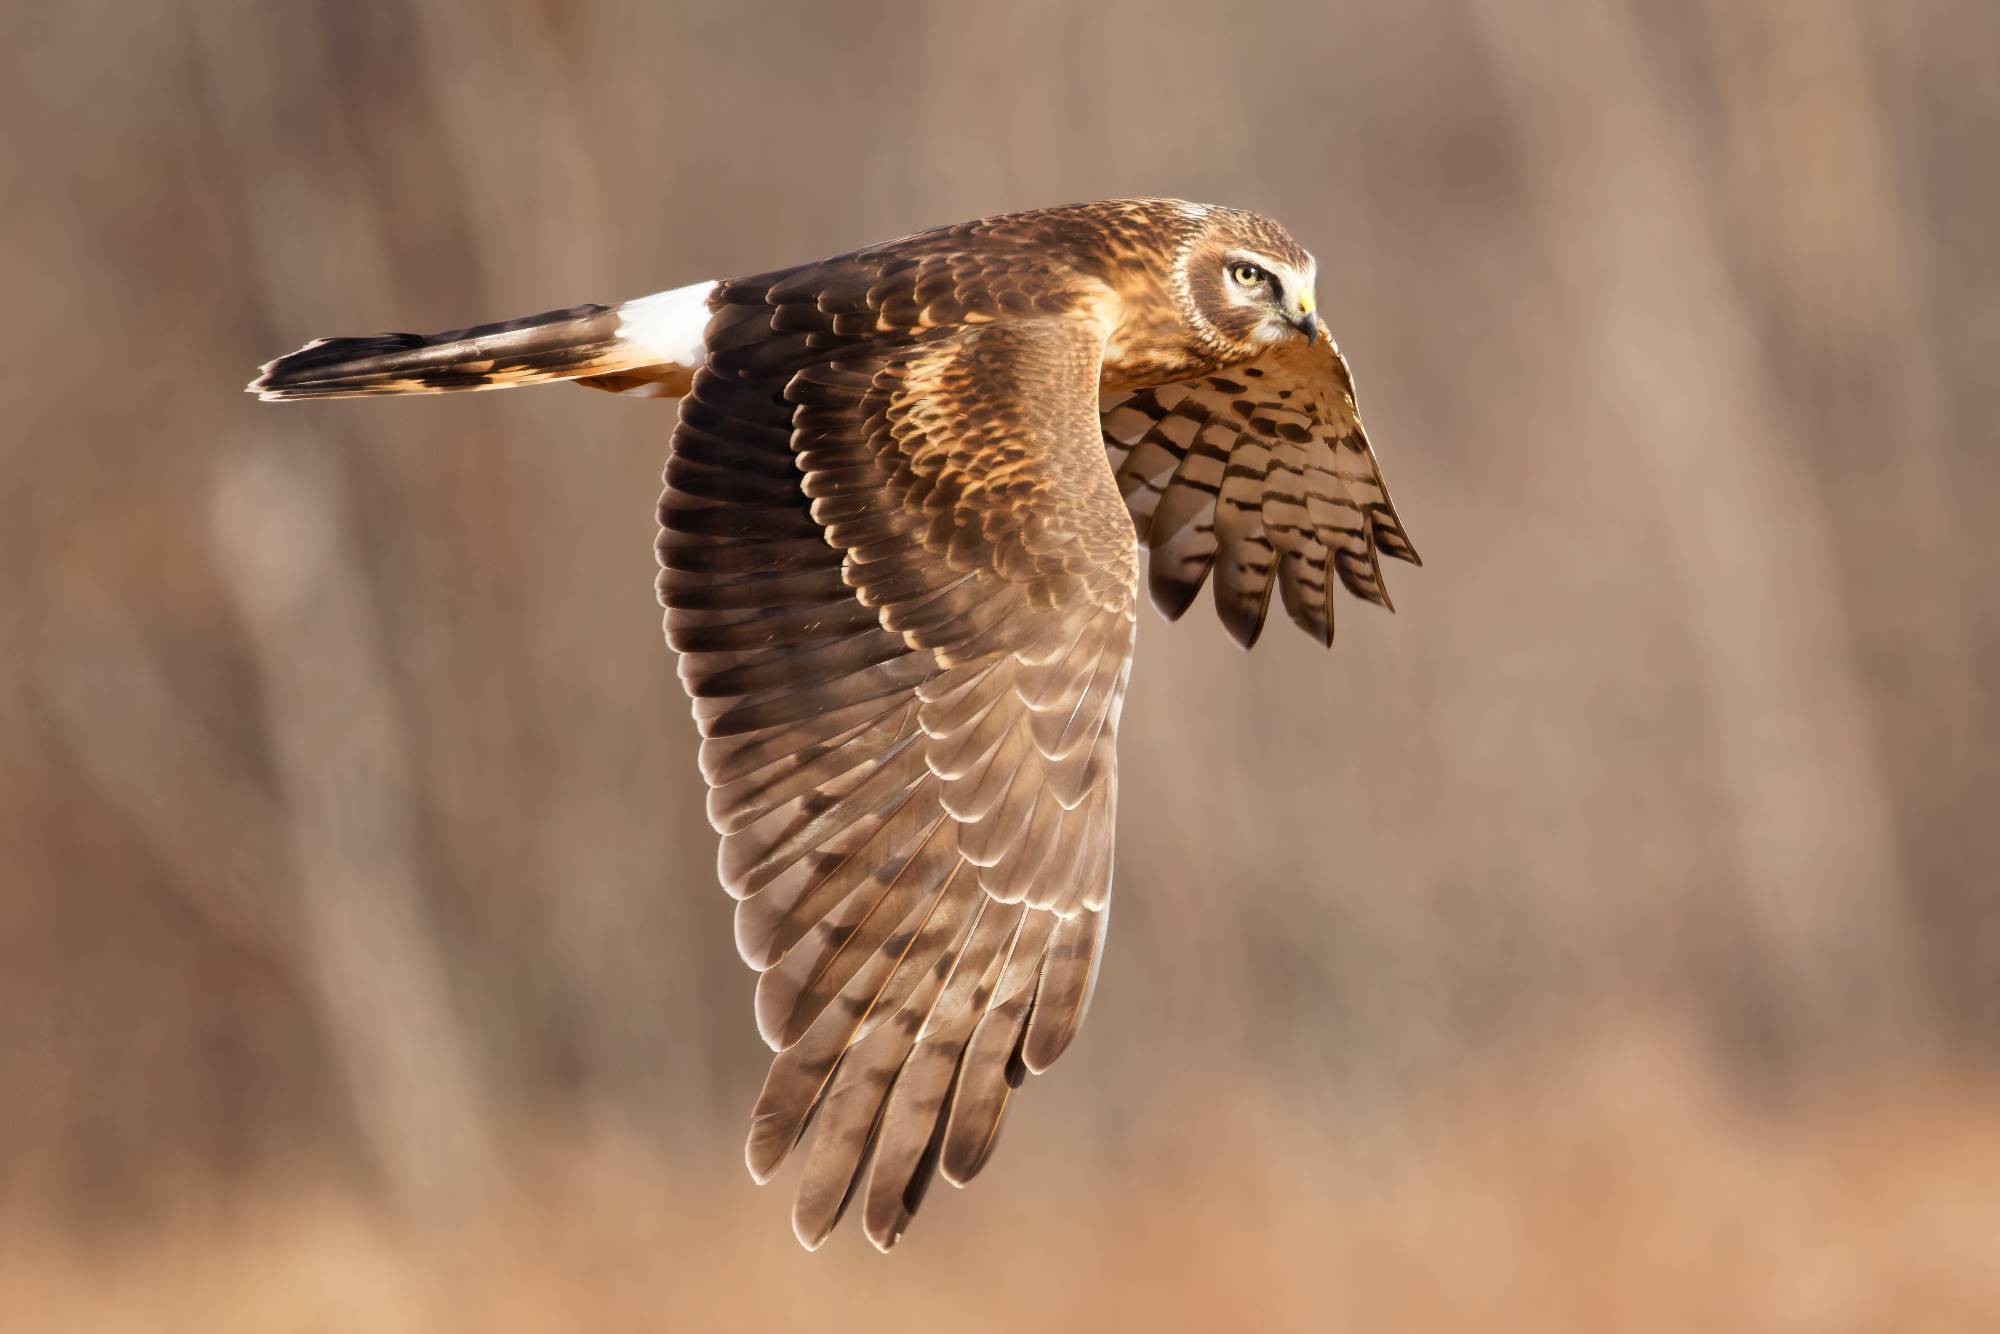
[4,3,1998,1329]
[10,1033,1999,1333]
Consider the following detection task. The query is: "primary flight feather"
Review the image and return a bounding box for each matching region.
[250,197,1419,1250]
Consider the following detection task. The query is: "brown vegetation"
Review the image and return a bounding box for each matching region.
[3,2,1995,1327]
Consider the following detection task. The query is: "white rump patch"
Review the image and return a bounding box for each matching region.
[616,279,716,372]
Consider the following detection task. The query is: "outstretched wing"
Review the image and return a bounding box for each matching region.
[659,252,1136,1251]
[1100,324,1420,647]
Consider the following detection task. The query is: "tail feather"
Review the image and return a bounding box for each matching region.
[248,281,715,402]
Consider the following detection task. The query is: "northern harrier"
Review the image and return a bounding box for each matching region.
[250,198,1419,1250]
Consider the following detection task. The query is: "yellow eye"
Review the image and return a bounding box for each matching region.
[1230,261,1265,288]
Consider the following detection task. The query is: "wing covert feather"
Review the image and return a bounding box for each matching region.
[658,252,1133,1250]
[1101,325,1418,647]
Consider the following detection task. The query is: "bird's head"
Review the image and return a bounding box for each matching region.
[1178,207,1322,357]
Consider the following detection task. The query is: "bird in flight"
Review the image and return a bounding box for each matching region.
[250,198,1418,1250]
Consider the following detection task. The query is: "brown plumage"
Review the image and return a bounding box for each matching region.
[249,198,1419,1250]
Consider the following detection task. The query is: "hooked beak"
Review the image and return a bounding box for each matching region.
[1292,290,1319,344]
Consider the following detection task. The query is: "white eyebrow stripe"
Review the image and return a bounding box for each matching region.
[1224,249,1290,273]
[1223,251,1307,305]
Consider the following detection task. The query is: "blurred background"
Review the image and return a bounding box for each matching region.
[4,1,1998,1329]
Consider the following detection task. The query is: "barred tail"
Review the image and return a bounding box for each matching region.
[247,281,716,402]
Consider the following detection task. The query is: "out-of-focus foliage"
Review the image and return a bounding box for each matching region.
[3,2,1996,1327]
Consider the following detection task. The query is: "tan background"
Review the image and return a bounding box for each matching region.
[4,2,1997,1329]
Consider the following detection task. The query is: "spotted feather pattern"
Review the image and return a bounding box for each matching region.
[1101,326,1420,646]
